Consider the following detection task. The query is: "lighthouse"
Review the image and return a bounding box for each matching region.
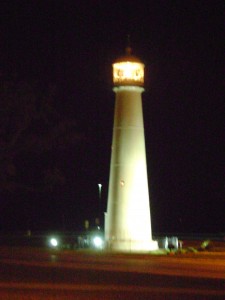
[105,47,158,252]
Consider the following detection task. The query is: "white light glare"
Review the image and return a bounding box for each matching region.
[93,236,103,249]
[50,237,58,247]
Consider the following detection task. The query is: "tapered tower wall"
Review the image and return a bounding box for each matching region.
[105,86,157,251]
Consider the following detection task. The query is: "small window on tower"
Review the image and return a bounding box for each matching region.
[120,180,125,187]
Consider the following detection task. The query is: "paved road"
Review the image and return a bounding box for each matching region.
[0,247,224,299]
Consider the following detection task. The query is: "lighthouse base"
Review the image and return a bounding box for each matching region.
[105,238,158,252]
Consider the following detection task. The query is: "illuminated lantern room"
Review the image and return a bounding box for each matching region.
[113,47,144,87]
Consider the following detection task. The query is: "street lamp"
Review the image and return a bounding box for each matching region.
[97,183,102,228]
[98,183,102,201]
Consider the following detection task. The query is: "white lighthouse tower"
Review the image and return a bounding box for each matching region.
[105,47,158,252]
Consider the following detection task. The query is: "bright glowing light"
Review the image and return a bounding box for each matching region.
[50,238,58,247]
[113,62,144,86]
[93,236,103,249]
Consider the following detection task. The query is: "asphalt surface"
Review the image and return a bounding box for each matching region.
[0,246,224,299]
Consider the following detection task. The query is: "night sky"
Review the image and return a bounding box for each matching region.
[1,1,224,235]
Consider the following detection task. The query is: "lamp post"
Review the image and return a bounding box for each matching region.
[98,183,102,201]
[97,183,102,228]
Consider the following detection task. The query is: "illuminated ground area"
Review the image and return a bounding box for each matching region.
[0,243,224,299]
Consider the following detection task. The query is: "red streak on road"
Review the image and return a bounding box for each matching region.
[0,247,224,299]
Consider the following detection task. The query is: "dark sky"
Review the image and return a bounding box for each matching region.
[1,1,224,235]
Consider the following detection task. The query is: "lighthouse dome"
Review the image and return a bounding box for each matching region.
[114,47,142,63]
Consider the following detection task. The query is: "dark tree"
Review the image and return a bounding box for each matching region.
[0,77,84,193]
